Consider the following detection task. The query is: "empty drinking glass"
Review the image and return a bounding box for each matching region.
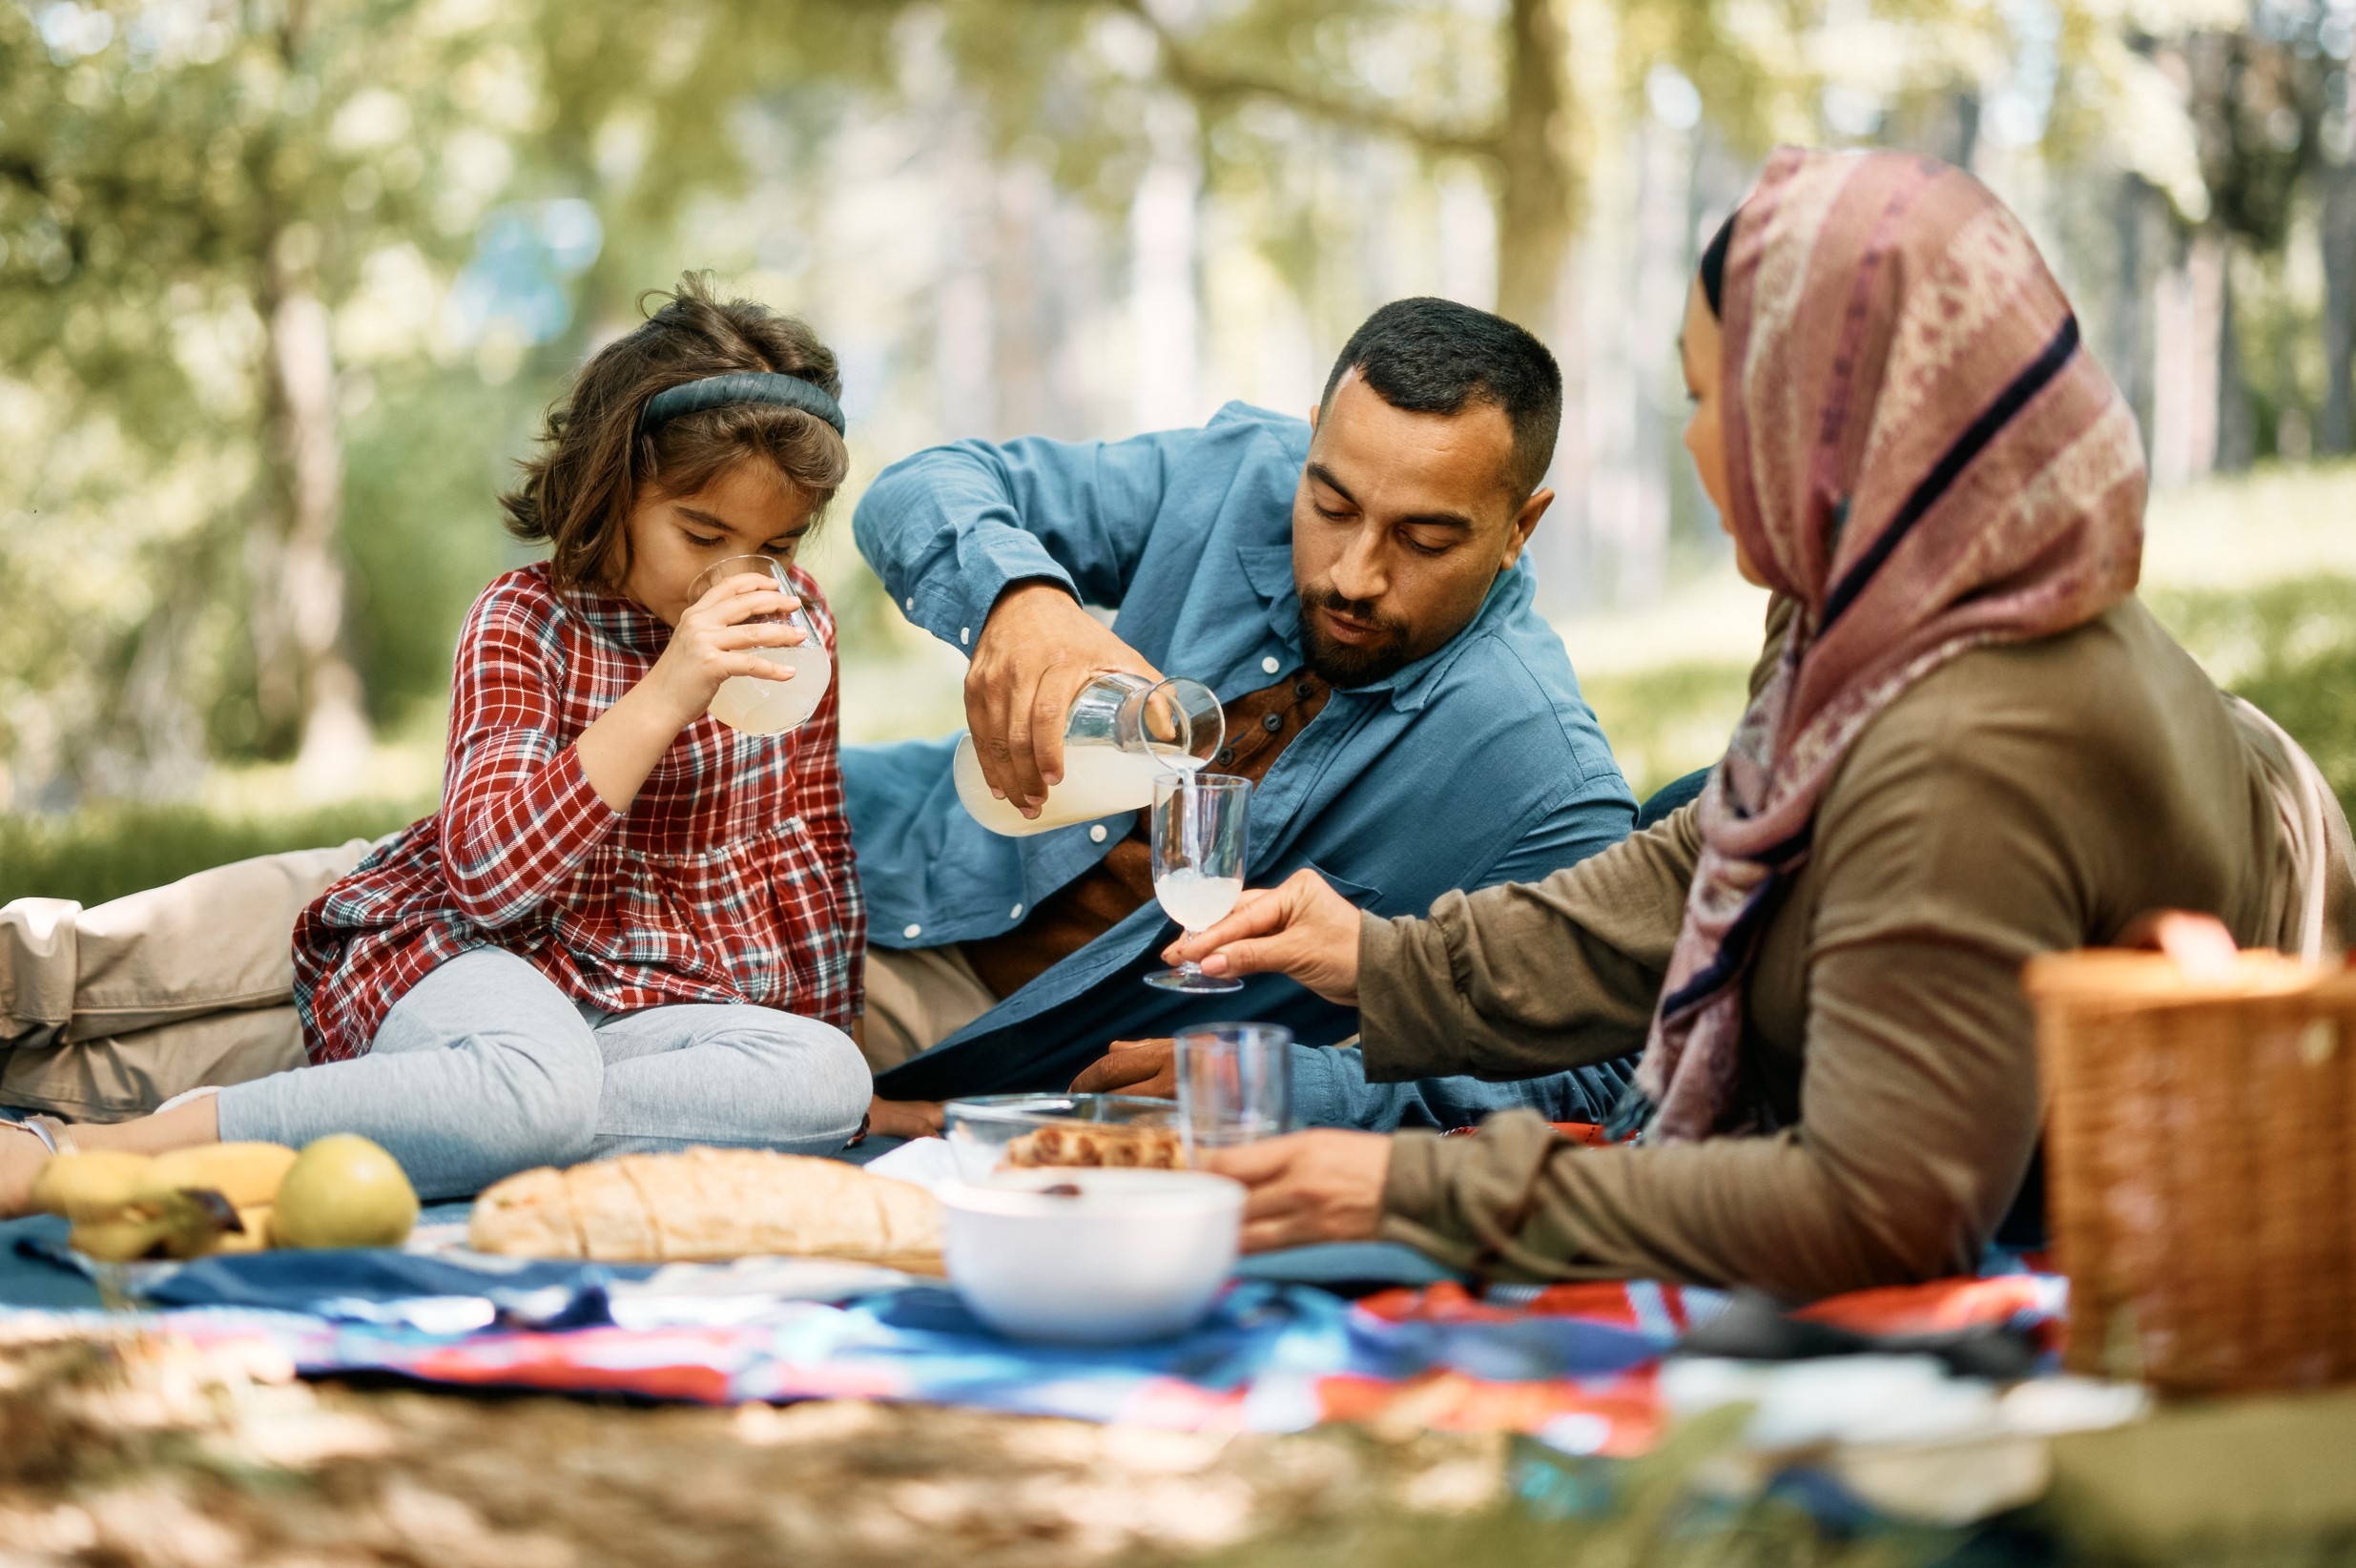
[1173,1021,1292,1161]
[1145,772,1250,994]
[688,555,830,734]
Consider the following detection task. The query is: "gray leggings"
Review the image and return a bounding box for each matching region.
[215,947,872,1199]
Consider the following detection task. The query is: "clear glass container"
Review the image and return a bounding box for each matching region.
[942,1093,1183,1179]
[953,672,1224,836]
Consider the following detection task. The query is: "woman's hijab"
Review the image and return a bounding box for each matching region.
[1626,147,2148,1144]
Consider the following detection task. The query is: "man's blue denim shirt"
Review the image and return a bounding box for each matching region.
[845,402,1635,1099]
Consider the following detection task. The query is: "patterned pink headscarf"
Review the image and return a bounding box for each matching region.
[1626,148,2148,1143]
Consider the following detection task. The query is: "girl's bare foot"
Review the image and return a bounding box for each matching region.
[0,1120,58,1218]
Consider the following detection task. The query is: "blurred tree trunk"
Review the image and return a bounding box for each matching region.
[2215,254,2257,472]
[2108,175,2153,454]
[263,276,371,797]
[1117,0,1580,335]
[1494,0,1574,334]
[246,1,369,797]
[2323,159,2355,458]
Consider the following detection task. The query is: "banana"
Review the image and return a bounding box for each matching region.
[173,1201,271,1257]
[134,1143,298,1210]
[28,1150,155,1223]
[48,1144,296,1259]
[68,1214,176,1263]
[141,1190,249,1259]
[209,1205,273,1255]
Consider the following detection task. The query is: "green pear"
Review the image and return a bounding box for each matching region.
[272,1135,420,1249]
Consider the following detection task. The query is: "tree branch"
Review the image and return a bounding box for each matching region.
[1106,0,1500,161]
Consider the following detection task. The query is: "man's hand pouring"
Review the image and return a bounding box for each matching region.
[1160,868,1365,1004]
[965,582,1163,818]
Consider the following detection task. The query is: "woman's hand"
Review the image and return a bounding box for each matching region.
[1203,1131,1392,1251]
[1164,869,1365,1005]
[643,572,808,732]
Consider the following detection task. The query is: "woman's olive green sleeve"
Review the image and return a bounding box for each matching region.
[1370,653,2116,1300]
[1354,802,1703,1083]
[1354,594,1794,1088]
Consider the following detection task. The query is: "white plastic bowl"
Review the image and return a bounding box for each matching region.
[940,1167,1245,1344]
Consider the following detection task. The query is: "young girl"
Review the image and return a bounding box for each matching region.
[3,275,872,1203]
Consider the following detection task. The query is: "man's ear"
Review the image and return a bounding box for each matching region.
[1307,400,1320,433]
[1499,487,1552,570]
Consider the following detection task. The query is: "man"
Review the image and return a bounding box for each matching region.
[847,297,1638,1132]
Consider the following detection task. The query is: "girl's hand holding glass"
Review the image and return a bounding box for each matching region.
[651,556,825,735]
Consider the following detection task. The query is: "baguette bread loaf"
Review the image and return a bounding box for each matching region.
[467,1148,940,1263]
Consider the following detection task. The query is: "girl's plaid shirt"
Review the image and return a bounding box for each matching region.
[293,562,864,1063]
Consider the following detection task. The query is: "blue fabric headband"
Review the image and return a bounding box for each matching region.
[638,372,846,436]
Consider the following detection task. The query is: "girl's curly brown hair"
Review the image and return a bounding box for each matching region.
[501,273,850,590]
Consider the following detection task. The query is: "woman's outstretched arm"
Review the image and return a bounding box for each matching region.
[1170,804,1701,1083]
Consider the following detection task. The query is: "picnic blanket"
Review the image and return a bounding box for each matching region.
[6,1205,2075,1461]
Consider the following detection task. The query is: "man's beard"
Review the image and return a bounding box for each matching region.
[1296,588,1418,689]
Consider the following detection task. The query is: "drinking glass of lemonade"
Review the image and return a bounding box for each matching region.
[688,555,831,734]
[1144,773,1250,994]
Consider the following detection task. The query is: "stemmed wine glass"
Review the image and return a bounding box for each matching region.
[1144,773,1250,993]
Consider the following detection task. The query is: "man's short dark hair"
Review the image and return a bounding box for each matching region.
[1318,298,1562,501]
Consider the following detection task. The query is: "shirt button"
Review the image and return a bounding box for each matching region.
[904,596,915,612]
[960,627,971,646]
[1009,903,1024,920]
[1261,655,1280,674]
[902,922,923,939]
[1262,712,1283,732]
[1088,824,1108,843]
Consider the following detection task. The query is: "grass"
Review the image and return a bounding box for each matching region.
[1582,661,1754,803]
[0,798,428,907]
[1581,575,2356,823]
[2145,575,2356,823]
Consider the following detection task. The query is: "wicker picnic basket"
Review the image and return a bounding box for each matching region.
[2025,948,2356,1394]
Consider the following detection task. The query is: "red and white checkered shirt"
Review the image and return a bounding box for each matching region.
[293,562,864,1064]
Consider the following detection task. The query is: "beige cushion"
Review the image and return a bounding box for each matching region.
[0,840,374,1118]
[0,1006,310,1124]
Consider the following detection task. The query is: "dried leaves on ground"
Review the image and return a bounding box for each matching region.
[0,1324,1507,1568]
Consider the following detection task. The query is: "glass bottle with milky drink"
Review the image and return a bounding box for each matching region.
[953,672,1225,836]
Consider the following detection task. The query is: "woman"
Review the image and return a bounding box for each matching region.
[1127,149,2355,1298]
